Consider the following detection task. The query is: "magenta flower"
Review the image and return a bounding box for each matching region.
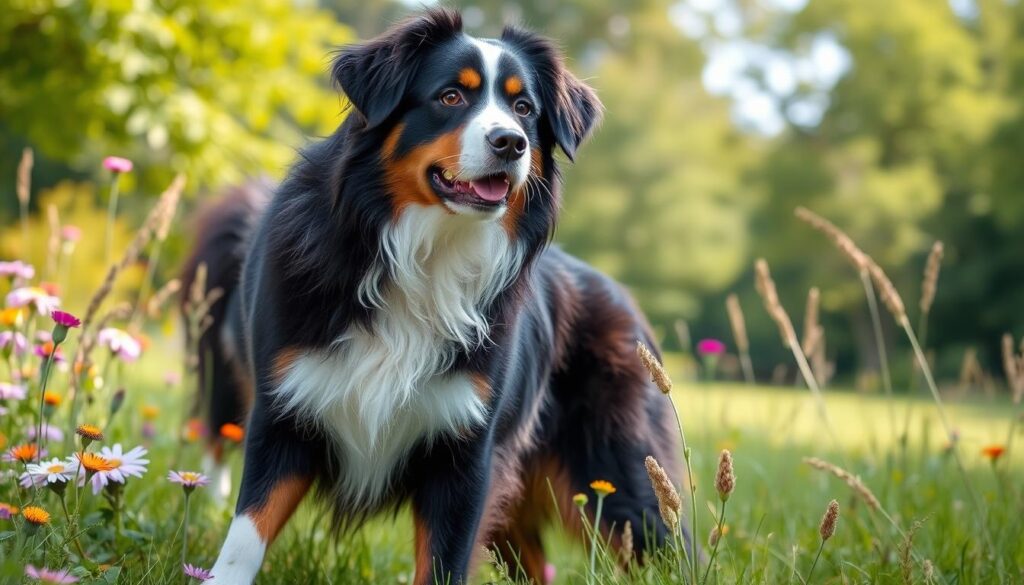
[696,338,727,356]
[102,156,133,173]
[183,564,213,582]
[0,260,35,281]
[168,470,210,491]
[0,331,28,357]
[0,382,27,401]
[24,564,79,583]
[544,562,556,584]
[60,225,82,243]
[50,310,80,329]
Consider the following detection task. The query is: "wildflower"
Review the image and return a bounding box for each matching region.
[220,423,245,443]
[184,418,206,442]
[60,225,81,243]
[168,470,210,494]
[0,260,36,281]
[96,328,142,362]
[715,450,735,502]
[696,338,726,356]
[164,371,181,386]
[76,452,114,474]
[0,306,28,327]
[43,391,62,407]
[142,404,160,420]
[981,444,1006,462]
[25,424,64,443]
[183,564,212,582]
[590,480,616,496]
[572,493,588,507]
[7,443,39,463]
[543,563,556,584]
[20,458,79,488]
[49,310,80,344]
[142,421,156,440]
[76,424,104,445]
[90,444,149,495]
[103,156,133,174]
[22,505,50,526]
[708,525,721,547]
[0,502,19,519]
[819,499,840,541]
[25,565,79,583]
[644,456,681,531]
[0,331,28,357]
[0,382,27,401]
[5,287,60,316]
[636,341,673,394]
[34,341,64,362]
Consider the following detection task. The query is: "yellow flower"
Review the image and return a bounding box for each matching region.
[78,452,114,474]
[22,506,50,526]
[142,405,160,420]
[0,307,26,327]
[590,480,617,496]
[76,424,104,442]
[43,391,62,406]
[572,493,589,507]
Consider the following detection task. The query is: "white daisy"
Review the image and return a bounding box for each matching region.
[90,444,149,494]
[20,457,79,488]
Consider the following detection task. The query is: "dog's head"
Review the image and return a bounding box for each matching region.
[332,8,601,224]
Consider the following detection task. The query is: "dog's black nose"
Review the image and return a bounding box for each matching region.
[486,128,527,161]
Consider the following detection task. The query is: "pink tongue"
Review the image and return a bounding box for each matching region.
[469,176,509,202]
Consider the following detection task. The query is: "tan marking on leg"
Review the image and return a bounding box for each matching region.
[248,475,312,544]
[413,513,433,585]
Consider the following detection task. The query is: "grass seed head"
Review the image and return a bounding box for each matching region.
[621,520,634,564]
[16,148,33,207]
[725,294,749,353]
[803,457,881,511]
[754,259,798,347]
[795,207,869,271]
[819,499,840,541]
[868,261,907,324]
[644,456,681,531]
[636,341,672,394]
[920,241,944,314]
[715,449,735,502]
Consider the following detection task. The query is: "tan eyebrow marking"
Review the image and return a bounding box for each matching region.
[459,68,481,89]
[505,76,523,95]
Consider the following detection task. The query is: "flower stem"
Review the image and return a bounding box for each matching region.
[588,494,604,585]
[859,272,896,443]
[806,540,825,583]
[35,350,56,467]
[105,173,121,267]
[700,500,727,584]
[182,493,192,569]
[667,393,698,585]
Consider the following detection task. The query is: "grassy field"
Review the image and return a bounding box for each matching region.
[6,346,1017,585]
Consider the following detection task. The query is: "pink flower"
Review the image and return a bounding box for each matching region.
[25,424,64,442]
[544,562,556,584]
[696,338,727,356]
[60,225,81,243]
[183,564,213,581]
[50,310,80,329]
[25,565,79,583]
[102,156,133,173]
[141,421,156,440]
[0,260,35,281]
[168,470,210,491]
[90,444,149,494]
[5,287,60,316]
[97,328,142,362]
[0,382,27,401]
[0,331,28,357]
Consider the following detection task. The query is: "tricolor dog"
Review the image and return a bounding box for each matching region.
[182,9,682,584]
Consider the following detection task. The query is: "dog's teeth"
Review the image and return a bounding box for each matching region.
[442,169,455,181]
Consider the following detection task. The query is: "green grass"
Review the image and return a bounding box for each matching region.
[2,337,1022,583]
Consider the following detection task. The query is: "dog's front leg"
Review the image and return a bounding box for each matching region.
[411,434,494,585]
[206,398,319,585]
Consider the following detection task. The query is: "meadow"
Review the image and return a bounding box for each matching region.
[0,158,1022,585]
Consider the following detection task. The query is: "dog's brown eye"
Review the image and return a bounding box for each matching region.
[514,100,532,117]
[440,90,464,106]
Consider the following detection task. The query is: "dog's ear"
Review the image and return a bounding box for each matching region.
[501,26,603,161]
[332,9,463,129]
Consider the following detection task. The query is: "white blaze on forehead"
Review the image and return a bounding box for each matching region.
[459,38,531,189]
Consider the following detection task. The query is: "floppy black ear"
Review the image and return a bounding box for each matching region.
[332,8,463,129]
[501,26,603,161]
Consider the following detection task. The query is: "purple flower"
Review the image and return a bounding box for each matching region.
[97,328,142,362]
[0,260,35,281]
[0,331,28,357]
[141,421,156,440]
[696,338,727,356]
[60,225,81,243]
[102,156,133,173]
[183,564,213,581]
[0,382,27,401]
[168,470,210,492]
[5,287,59,316]
[24,564,79,583]
[50,310,80,329]
[25,424,64,442]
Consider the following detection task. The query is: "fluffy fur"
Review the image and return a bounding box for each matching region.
[183,9,683,585]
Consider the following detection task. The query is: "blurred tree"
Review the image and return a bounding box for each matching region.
[0,0,354,201]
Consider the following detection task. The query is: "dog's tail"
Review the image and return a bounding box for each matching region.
[180,181,270,453]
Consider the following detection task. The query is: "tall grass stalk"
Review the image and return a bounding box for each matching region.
[726,294,755,384]
[858,272,896,442]
[17,148,33,256]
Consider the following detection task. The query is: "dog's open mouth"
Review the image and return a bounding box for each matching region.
[429,166,510,208]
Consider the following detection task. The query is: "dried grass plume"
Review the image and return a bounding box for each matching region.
[636,341,672,395]
[819,499,839,541]
[644,455,681,531]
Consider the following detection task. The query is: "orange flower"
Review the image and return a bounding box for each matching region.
[590,480,617,496]
[9,443,38,463]
[220,423,245,443]
[78,452,114,473]
[0,307,26,327]
[22,506,50,526]
[141,405,160,421]
[76,424,104,442]
[0,502,19,518]
[184,418,205,443]
[0,432,6,451]
[43,391,62,406]
[981,444,1006,462]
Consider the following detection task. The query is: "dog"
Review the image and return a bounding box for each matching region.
[181,8,682,584]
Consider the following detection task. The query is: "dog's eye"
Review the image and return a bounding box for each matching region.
[440,90,464,107]
[514,100,532,117]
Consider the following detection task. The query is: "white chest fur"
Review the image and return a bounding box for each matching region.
[272,205,522,506]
